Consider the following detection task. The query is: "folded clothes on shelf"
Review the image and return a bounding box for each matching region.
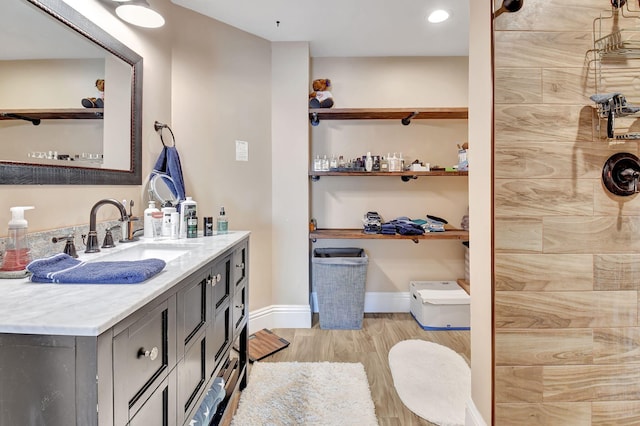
[362,211,383,234]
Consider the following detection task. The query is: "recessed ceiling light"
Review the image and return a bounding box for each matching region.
[427,9,449,24]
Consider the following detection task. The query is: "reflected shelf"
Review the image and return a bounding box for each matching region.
[0,108,104,123]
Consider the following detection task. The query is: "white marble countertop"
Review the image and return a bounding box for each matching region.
[0,231,250,337]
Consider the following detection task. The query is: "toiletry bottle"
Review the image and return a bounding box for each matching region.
[204,217,214,236]
[179,196,197,238]
[161,205,176,237]
[187,211,198,238]
[313,155,322,172]
[0,206,35,272]
[217,207,228,234]
[143,201,159,239]
[171,212,180,239]
[365,152,373,172]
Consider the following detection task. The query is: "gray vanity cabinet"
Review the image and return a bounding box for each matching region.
[0,235,249,426]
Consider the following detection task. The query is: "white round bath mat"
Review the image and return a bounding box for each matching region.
[388,339,470,426]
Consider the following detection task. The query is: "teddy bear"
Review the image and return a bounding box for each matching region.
[309,78,334,108]
[81,79,105,108]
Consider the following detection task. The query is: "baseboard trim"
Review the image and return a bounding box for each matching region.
[465,398,487,426]
[248,293,412,333]
[248,304,312,334]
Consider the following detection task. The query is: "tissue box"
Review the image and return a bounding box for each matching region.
[410,281,470,330]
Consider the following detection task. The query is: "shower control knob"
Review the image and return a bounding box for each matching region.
[602,152,640,196]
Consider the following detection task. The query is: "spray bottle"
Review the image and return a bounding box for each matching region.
[0,206,35,275]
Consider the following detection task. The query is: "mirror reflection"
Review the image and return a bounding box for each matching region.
[0,0,142,185]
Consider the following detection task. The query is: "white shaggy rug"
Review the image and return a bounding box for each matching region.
[388,340,470,426]
[231,361,378,426]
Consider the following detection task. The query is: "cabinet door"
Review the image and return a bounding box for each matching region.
[208,304,231,374]
[233,283,247,335]
[113,297,176,424]
[177,333,207,424]
[128,370,177,426]
[176,270,208,359]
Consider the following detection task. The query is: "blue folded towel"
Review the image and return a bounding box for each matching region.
[27,253,166,284]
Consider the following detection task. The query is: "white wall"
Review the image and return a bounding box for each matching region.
[468,0,493,423]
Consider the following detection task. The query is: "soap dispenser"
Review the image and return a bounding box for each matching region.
[0,206,35,276]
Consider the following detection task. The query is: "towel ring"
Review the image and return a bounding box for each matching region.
[154,121,176,147]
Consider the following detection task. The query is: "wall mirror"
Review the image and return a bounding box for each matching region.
[0,0,142,185]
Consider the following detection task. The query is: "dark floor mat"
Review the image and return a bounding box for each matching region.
[246,328,290,362]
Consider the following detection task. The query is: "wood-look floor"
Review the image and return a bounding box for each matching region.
[227,313,470,426]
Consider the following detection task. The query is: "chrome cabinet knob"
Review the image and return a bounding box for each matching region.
[138,346,158,361]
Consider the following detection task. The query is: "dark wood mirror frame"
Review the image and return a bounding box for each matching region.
[0,0,142,185]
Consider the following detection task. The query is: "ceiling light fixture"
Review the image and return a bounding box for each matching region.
[427,9,449,24]
[114,0,165,28]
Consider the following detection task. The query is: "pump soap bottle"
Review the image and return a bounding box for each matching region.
[217,207,228,234]
[0,206,35,278]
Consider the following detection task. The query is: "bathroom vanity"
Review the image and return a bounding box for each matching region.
[0,231,250,426]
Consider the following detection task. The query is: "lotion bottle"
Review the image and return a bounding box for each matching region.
[0,206,35,273]
[143,201,159,239]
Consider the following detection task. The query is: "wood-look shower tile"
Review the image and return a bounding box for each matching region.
[495,179,594,216]
[495,217,543,253]
[594,254,640,290]
[495,366,544,403]
[544,364,640,401]
[495,254,593,291]
[494,104,593,143]
[593,328,640,364]
[495,68,542,104]
[543,68,595,104]
[594,186,640,215]
[494,329,593,365]
[495,291,636,328]
[494,141,638,179]
[544,216,640,253]
[494,402,591,426]
[592,401,640,425]
[493,0,618,32]
[494,32,593,68]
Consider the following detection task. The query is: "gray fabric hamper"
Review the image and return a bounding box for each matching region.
[312,248,368,329]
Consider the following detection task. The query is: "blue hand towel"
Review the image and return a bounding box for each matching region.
[27,253,166,284]
[153,146,186,203]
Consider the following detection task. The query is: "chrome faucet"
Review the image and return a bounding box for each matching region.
[85,198,129,253]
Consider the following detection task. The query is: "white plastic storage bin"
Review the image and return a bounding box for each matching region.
[410,281,470,330]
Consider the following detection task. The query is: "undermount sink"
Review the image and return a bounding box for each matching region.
[89,244,190,263]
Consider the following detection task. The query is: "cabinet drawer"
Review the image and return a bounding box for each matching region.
[128,369,176,426]
[113,298,176,423]
[177,333,207,423]
[211,254,231,310]
[233,284,247,333]
[233,242,248,287]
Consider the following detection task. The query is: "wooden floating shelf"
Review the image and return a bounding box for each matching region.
[309,170,468,177]
[0,108,104,121]
[457,279,470,295]
[310,228,469,242]
[309,107,468,121]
